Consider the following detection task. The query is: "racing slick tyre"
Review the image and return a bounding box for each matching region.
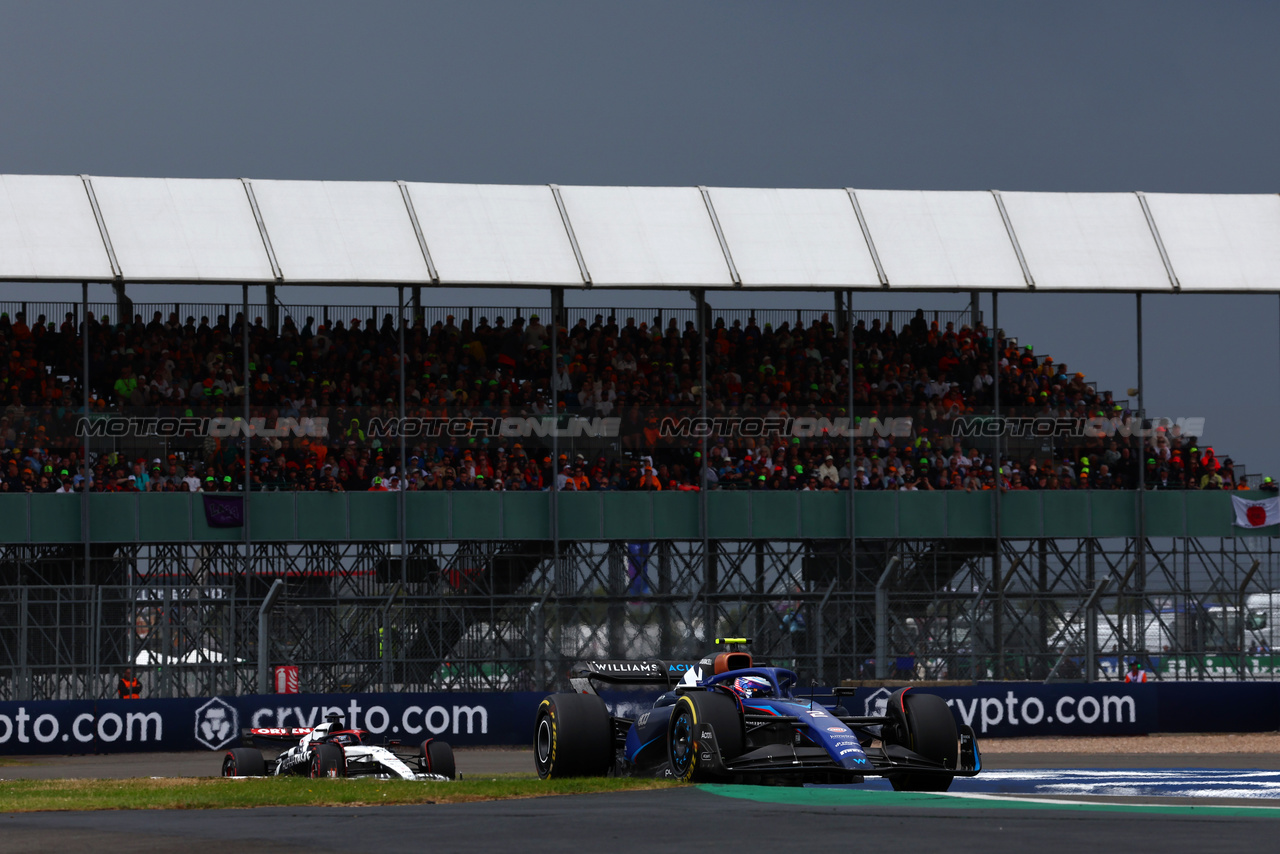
[418,739,457,780]
[667,691,744,783]
[883,689,957,792]
[221,747,266,777]
[533,693,613,778]
[309,742,347,778]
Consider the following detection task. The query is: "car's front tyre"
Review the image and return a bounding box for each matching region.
[222,747,266,777]
[309,742,347,778]
[882,689,957,792]
[667,692,743,783]
[419,739,456,779]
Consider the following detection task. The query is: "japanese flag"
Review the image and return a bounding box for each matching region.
[1232,495,1280,528]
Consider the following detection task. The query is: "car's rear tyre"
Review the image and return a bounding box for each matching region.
[667,691,744,783]
[419,739,456,779]
[533,693,613,778]
[222,747,266,777]
[883,689,957,792]
[309,742,347,778]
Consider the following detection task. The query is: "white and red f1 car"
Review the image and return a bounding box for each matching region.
[221,713,456,781]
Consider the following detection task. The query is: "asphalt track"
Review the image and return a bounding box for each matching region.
[5,750,1280,853]
[5,786,1279,854]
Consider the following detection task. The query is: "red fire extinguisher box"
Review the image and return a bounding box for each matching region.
[274,665,299,694]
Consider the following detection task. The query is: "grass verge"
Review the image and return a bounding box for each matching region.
[0,775,683,812]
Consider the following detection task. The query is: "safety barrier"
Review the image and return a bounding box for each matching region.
[0,682,1276,755]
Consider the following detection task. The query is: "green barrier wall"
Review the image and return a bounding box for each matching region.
[0,491,1270,544]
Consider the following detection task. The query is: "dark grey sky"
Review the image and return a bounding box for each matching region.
[2,1,1278,475]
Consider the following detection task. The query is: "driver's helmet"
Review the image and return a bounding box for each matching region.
[329,731,360,746]
[729,675,773,699]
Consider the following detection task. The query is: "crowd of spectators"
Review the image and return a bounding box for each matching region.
[0,304,1255,494]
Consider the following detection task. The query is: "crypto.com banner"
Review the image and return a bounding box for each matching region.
[1,683,1274,755]
[0,692,551,756]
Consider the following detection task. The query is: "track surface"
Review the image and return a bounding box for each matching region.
[5,747,1280,853]
[4,787,1278,854]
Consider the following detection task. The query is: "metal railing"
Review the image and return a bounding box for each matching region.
[0,301,978,335]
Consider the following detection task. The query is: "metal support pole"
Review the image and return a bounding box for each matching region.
[846,289,856,589]
[550,287,560,559]
[874,557,900,679]
[81,283,91,586]
[398,286,407,587]
[1239,560,1261,678]
[815,578,836,684]
[257,579,285,694]
[243,285,252,583]
[161,586,173,698]
[18,587,28,700]
[992,292,1004,679]
[382,583,400,692]
[551,287,565,333]
[549,288,561,674]
[697,292,709,491]
[265,283,278,333]
[970,291,980,328]
[1135,293,1146,657]
[696,290,711,640]
[1086,538,1097,682]
[113,281,131,325]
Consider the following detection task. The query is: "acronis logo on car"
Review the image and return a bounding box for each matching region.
[668,663,690,673]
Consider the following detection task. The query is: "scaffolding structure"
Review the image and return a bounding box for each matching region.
[4,533,1278,701]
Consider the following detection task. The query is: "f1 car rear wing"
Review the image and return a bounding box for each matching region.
[240,726,313,746]
[568,659,699,693]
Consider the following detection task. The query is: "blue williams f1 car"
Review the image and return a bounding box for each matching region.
[534,639,980,790]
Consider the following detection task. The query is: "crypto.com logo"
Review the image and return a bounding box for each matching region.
[862,686,893,718]
[194,697,239,750]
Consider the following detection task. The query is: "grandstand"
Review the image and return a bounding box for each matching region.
[2,176,1279,700]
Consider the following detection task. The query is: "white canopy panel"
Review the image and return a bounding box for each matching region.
[250,180,430,283]
[91,177,276,283]
[853,190,1028,290]
[1142,193,1280,292]
[559,185,734,288]
[999,192,1172,291]
[707,187,881,288]
[0,175,112,281]
[405,183,582,286]
[1,174,1278,293]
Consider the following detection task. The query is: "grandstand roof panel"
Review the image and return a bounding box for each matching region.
[0,174,113,281]
[251,180,430,283]
[405,182,583,286]
[1143,193,1280,292]
[1,175,1278,293]
[854,190,1028,290]
[707,187,881,288]
[999,192,1172,291]
[558,185,735,288]
[91,177,276,283]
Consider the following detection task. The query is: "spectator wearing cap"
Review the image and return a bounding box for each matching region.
[817,454,839,484]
